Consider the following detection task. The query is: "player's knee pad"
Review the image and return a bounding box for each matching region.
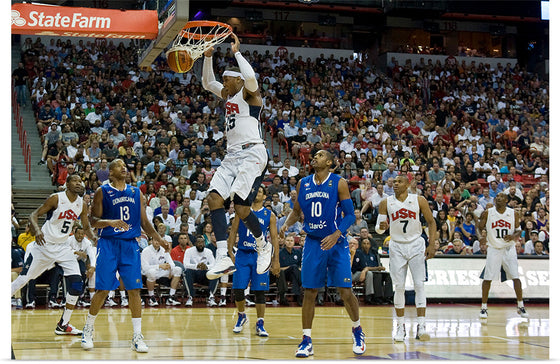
[393,285,406,309]
[414,282,426,308]
[254,291,266,304]
[233,289,245,303]
[65,275,83,296]
[171,266,183,277]
[65,292,79,306]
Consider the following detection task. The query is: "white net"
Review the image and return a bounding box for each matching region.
[166,21,232,61]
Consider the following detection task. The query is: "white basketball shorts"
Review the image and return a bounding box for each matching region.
[483,245,519,280]
[209,143,267,201]
[389,236,426,287]
[23,242,81,279]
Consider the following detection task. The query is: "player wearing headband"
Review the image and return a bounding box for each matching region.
[202,33,272,280]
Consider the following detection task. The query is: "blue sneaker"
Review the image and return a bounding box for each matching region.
[295,335,313,357]
[233,313,248,333]
[352,326,366,355]
[255,319,269,337]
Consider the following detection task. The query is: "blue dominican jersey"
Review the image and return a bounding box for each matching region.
[98,183,142,240]
[298,173,343,239]
[237,207,272,252]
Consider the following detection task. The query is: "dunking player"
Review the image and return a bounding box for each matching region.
[11,174,95,335]
[202,33,272,279]
[227,185,280,336]
[81,159,169,352]
[375,175,437,342]
[478,192,528,319]
[280,150,366,357]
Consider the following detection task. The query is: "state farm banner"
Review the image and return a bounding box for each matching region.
[11,3,158,39]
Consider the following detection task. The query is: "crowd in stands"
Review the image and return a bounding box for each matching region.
[11,35,549,309]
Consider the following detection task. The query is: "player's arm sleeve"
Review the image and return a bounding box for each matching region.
[337,198,356,235]
[182,250,197,270]
[235,52,258,93]
[201,56,224,98]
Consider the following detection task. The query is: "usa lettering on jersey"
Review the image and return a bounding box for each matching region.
[390,208,417,221]
[57,209,79,221]
[491,220,511,229]
[225,101,239,115]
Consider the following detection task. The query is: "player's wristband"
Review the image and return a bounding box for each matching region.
[375,214,387,234]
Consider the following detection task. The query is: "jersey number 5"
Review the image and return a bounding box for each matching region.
[61,220,71,234]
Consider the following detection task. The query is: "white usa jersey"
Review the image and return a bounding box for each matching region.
[42,192,83,244]
[486,207,515,249]
[224,87,263,152]
[386,194,422,244]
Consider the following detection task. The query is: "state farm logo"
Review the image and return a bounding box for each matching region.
[11,10,26,26]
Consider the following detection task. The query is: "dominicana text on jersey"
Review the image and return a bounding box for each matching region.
[99,183,142,239]
[298,173,343,238]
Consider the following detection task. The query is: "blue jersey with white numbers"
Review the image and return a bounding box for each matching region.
[237,207,271,252]
[298,173,343,239]
[98,183,142,240]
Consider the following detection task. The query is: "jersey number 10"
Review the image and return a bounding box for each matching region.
[311,201,322,217]
[495,228,509,239]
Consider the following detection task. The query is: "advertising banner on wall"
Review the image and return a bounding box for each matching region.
[380,256,549,299]
[11,3,158,39]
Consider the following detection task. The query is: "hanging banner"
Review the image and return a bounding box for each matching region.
[11,3,158,39]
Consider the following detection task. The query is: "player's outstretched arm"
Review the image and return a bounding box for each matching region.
[231,34,259,94]
[280,181,303,237]
[269,213,280,277]
[227,215,240,263]
[418,195,437,259]
[202,46,224,99]
[29,194,59,245]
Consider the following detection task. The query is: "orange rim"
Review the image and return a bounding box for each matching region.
[181,20,232,40]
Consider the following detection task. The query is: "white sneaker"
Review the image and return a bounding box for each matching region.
[218,298,227,307]
[105,298,118,307]
[25,301,35,309]
[480,308,488,319]
[16,298,23,309]
[185,296,193,307]
[233,313,248,333]
[256,238,272,275]
[295,336,313,357]
[415,324,430,341]
[81,325,94,350]
[207,297,217,307]
[517,306,529,318]
[121,297,129,307]
[393,323,406,342]
[131,333,148,353]
[245,297,255,307]
[206,256,236,280]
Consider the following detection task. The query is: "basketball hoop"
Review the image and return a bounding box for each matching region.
[166,20,233,62]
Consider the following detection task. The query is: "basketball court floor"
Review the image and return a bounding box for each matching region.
[11,304,549,360]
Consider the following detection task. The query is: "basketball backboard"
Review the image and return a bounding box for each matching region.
[138,0,189,69]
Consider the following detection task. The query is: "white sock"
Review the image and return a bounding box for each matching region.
[148,290,154,297]
[120,290,126,298]
[216,240,228,259]
[303,329,312,337]
[257,317,264,323]
[209,293,214,299]
[170,288,176,296]
[481,303,488,309]
[108,291,115,298]
[61,308,73,325]
[131,317,142,335]
[85,313,97,327]
[220,287,227,296]
[396,316,405,325]
[517,300,524,308]
[90,291,95,300]
[352,319,361,328]
[417,316,426,326]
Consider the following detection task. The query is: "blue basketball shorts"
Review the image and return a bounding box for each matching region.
[232,249,269,291]
[301,236,352,289]
[95,237,142,291]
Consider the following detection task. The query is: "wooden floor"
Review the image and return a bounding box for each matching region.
[12,303,549,360]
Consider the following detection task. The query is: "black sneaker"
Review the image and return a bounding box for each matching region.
[55,319,82,335]
[148,296,159,307]
[517,306,529,318]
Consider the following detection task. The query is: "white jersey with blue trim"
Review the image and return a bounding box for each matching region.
[224,87,263,152]
[42,191,83,244]
[386,193,422,244]
[486,207,516,249]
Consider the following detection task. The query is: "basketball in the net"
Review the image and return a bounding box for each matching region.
[167,49,194,73]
